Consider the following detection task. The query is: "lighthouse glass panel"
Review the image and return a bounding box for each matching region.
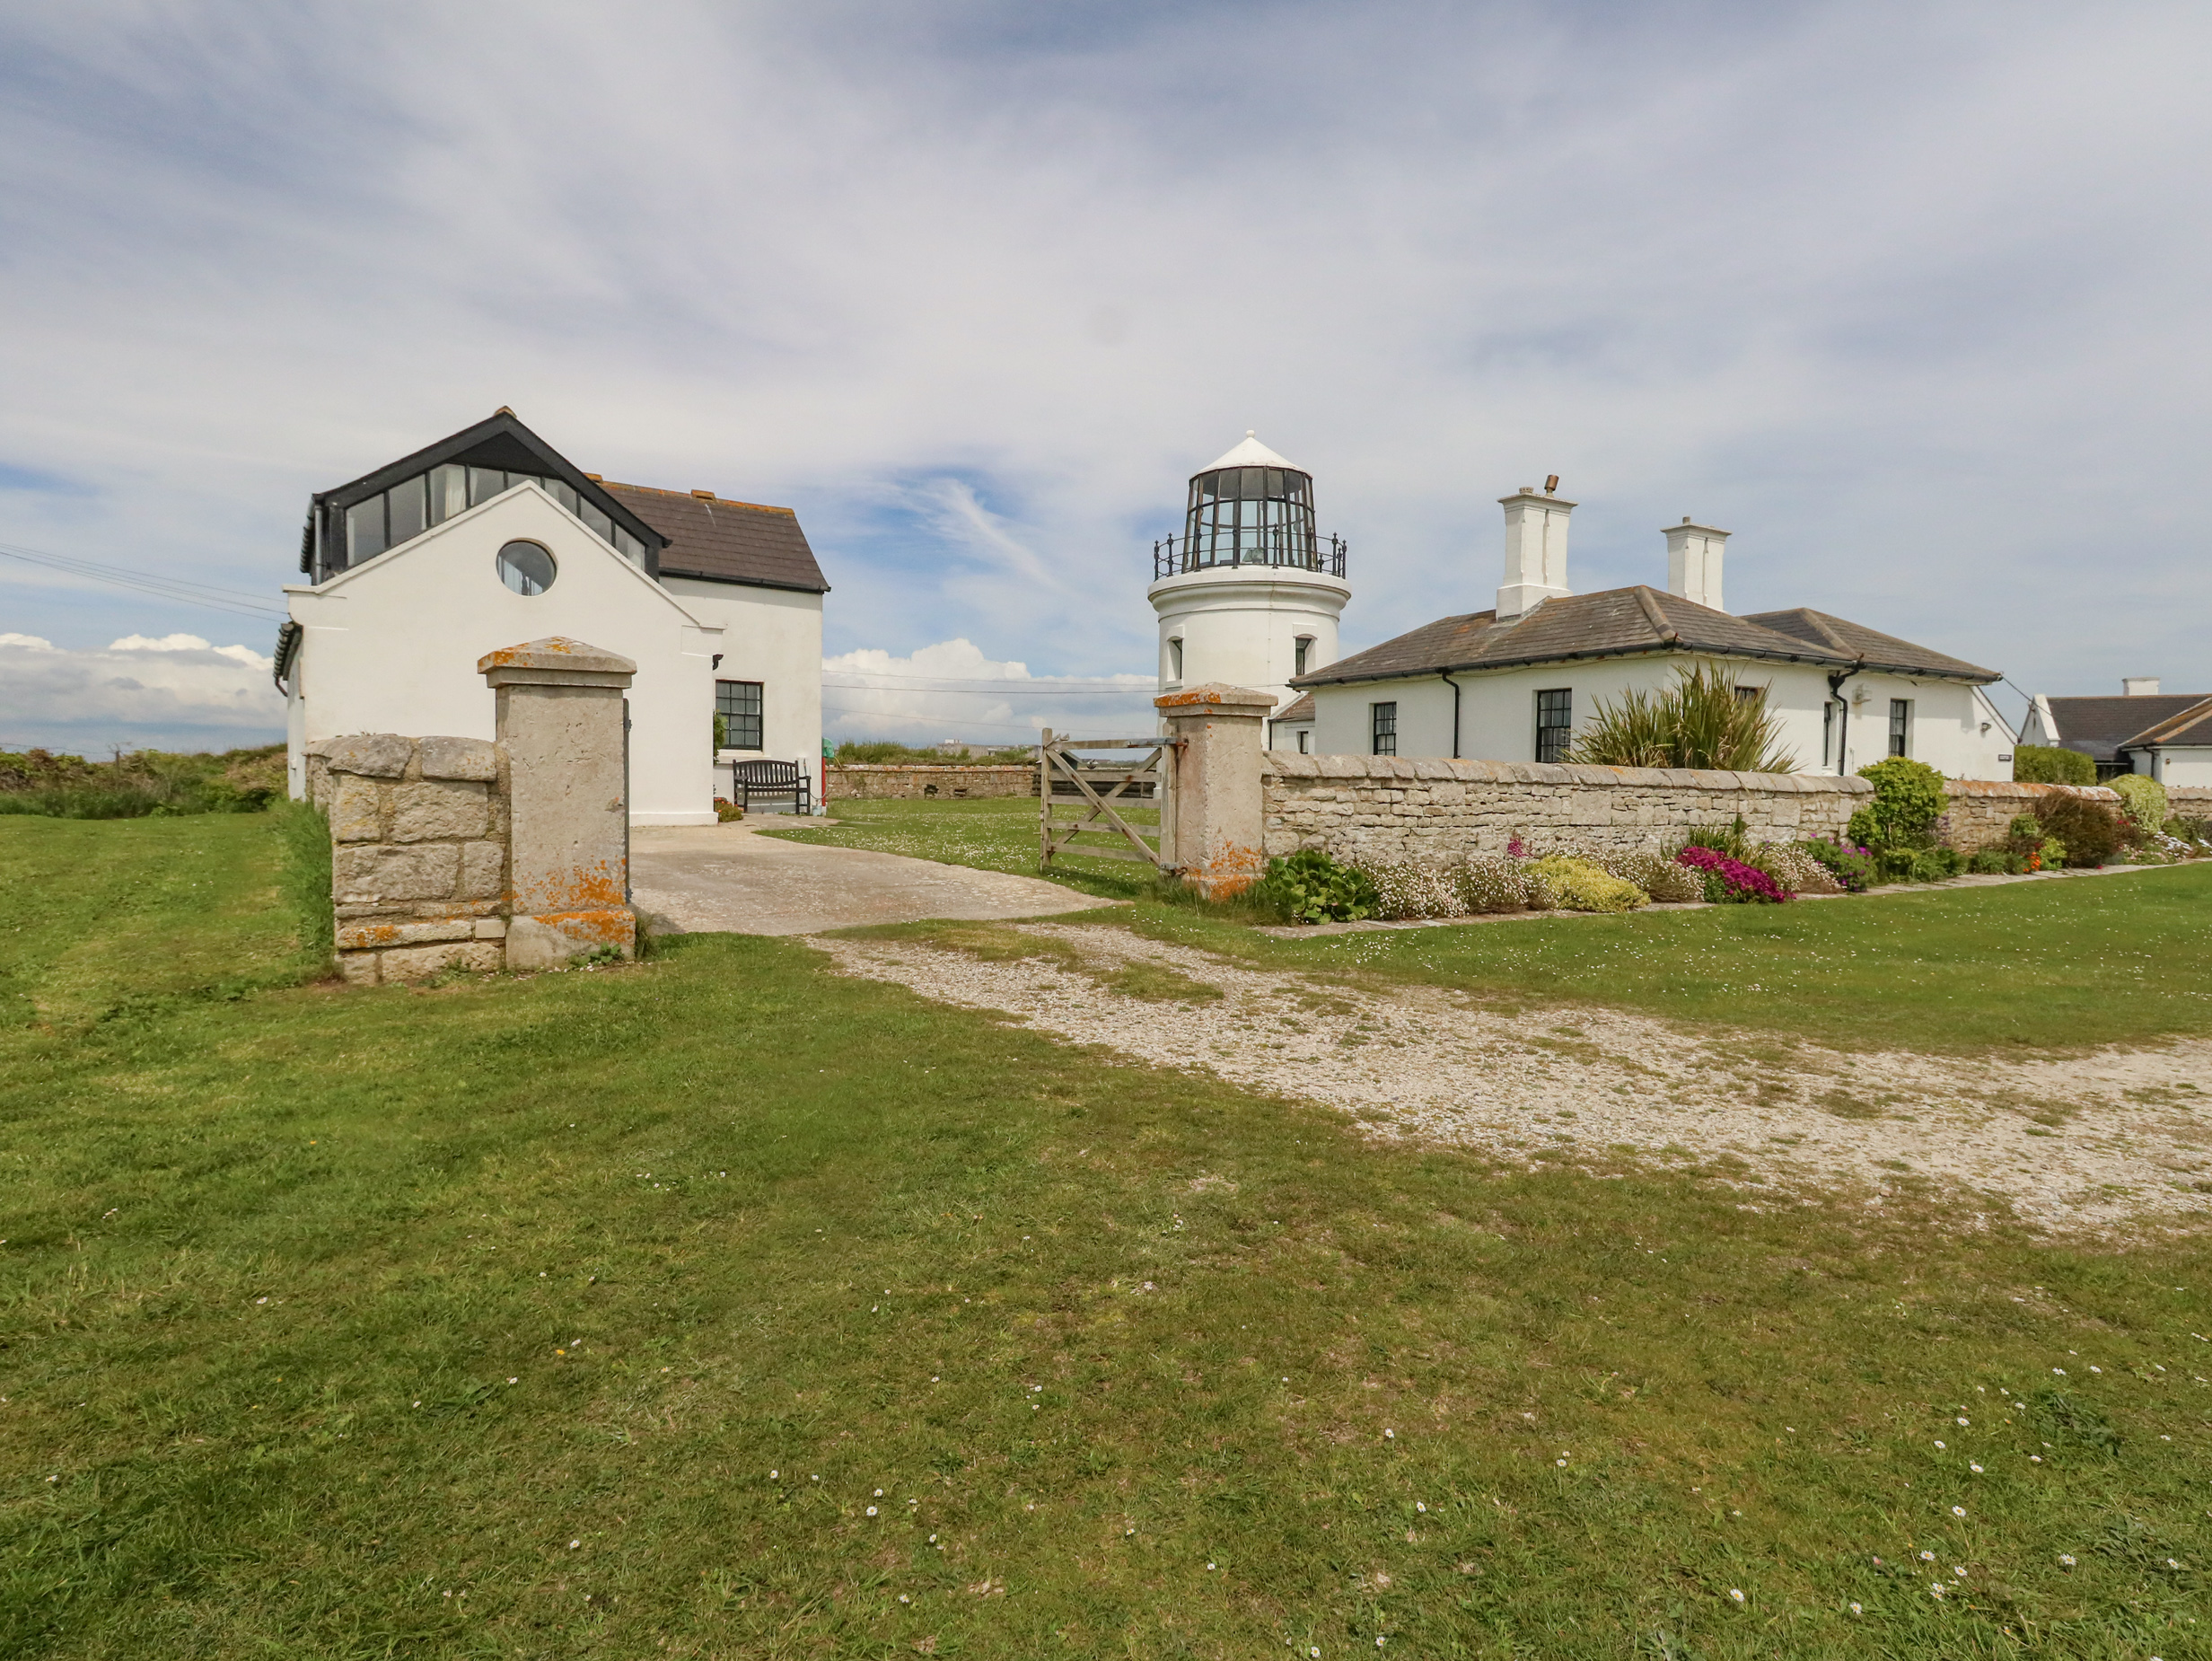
[1181,466,1319,570]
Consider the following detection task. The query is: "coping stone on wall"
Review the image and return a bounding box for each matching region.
[324,733,414,778]
[417,736,499,782]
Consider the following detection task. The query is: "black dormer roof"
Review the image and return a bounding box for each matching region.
[303,409,669,582]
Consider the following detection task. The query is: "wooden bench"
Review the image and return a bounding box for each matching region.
[724,759,812,814]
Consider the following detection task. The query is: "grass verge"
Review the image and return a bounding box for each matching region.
[791,797,2212,1057]
[0,819,2208,1657]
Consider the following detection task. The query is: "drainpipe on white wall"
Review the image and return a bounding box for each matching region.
[1444,672,1463,759]
[1826,665,1862,777]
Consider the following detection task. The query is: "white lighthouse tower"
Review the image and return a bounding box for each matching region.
[1147,433,1350,744]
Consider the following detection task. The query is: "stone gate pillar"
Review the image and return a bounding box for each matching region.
[479,637,638,971]
[1156,682,1273,898]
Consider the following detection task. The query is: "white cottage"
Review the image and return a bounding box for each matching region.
[276,410,828,823]
[1289,482,2014,778]
[2019,680,2212,785]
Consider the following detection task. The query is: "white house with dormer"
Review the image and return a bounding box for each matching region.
[276,409,828,823]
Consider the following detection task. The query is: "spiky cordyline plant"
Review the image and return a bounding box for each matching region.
[1567,660,1801,773]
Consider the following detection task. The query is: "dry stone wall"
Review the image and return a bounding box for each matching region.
[826,763,1036,801]
[307,734,509,985]
[1259,757,2129,865]
[1261,755,1870,863]
[1938,779,2121,850]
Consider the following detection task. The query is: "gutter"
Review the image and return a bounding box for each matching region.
[1293,643,1994,692]
[273,620,303,695]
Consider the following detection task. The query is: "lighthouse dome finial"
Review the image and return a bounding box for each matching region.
[1198,431,1300,474]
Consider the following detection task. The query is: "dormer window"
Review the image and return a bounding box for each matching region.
[340,464,648,567]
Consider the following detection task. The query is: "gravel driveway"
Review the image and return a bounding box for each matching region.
[630,820,1117,936]
[821,919,2212,1234]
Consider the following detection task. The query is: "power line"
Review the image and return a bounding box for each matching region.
[0,540,288,620]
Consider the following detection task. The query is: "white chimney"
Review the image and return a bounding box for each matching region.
[2122,676,2161,696]
[1664,518,1731,612]
[1497,481,1574,620]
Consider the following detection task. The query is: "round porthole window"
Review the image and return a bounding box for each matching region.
[496,540,557,595]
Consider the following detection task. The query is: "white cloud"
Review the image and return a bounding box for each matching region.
[2,2,2208,706]
[822,637,1154,744]
[0,632,284,753]
[110,632,271,671]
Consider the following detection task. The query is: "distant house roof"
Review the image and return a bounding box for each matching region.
[602,482,830,594]
[2122,695,2212,750]
[1290,585,1998,690]
[1274,692,1316,723]
[2041,694,2212,762]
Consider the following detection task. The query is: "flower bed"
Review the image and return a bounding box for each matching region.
[1674,844,1792,904]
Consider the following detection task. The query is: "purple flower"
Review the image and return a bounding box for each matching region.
[1506,835,1526,858]
[1675,845,1793,903]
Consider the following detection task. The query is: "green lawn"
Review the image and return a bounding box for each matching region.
[2,816,2208,1659]
[784,796,2212,1056]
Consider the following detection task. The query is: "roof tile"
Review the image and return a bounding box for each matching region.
[601,482,830,593]
[1292,586,1997,688]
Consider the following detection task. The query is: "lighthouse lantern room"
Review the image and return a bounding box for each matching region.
[1147,433,1351,743]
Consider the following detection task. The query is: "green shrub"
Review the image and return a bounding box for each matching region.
[2032,791,2124,866]
[1568,661,1799,771]
[1846,757,1947,852]
[0,743,283,819]
[1253,849,1379,925]
[1593,850,1702,903]
[2166,815,2212,848]
[830,740,1034,765]
[2111,774,2169,833]
[2012,744,2096,786]
[1527,856,1649,913]
[1800,837,1875,892]
[1677,816,1750,859]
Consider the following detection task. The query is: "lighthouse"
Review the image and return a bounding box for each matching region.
[1147,433,1350,743]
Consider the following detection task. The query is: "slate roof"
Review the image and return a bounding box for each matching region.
[1290,585,1997,690]
[2123,695,2212,749]
[600,482,830,594]
[2042,693,2212,761]
[1737,608,1997,681]
[1274,692,1316,723]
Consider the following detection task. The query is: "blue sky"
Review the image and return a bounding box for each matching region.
[4,1,2208,749]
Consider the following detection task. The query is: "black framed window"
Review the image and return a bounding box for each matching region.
[1371,701,1397,756]
[716,680,764,751]
[1294,636,1313,676]
[1535,688,1572,763]
[1888,699,1910,758]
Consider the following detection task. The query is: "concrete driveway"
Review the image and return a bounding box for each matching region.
[628,820,1119,936]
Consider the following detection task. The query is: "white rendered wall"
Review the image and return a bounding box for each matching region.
[283,485,724,825]
[661,576,824,799]
[1308,655,2010,778]
[2155,749,2212,787]
[1149,566,1349,735]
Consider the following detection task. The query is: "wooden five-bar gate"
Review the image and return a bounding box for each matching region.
[1038,729,1174,872]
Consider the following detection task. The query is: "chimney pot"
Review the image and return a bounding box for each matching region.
[1664,520,1731,612]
